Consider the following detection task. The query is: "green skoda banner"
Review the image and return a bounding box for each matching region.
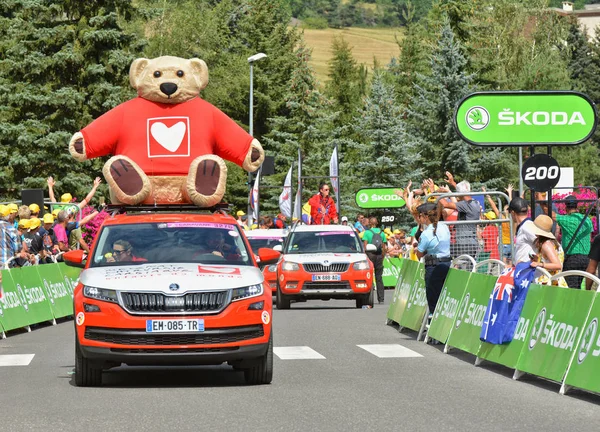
[387,259,409,321]
[427,269,471,344]
[446,272,497,356]
[391,260,420,325]
[0,269,40,331]
[355,188,406,209]
[454,91,597,146]
[57,262,81,292]
[477,283,545,369]
[564,296,600,394]
[382,257,401,288]
[38,264,75,319]
[515,286,594,383]
[398,263,428,331]
[9,266,55,326]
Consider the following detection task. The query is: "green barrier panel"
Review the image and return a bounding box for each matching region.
[56,262,81,293]
[0,269,30,331]
[37,264,75,319]
[446,272,497,355]
[427,268,471,344]
[387,259,408,321]
[516,286,594,383]
[382,257,400,288]
[10,266,55,326]
[477,283,545,369]
[391,260,420,325]
[398,263,428,331]
[564,294,600,393]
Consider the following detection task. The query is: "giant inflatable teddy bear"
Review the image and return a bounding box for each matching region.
[69,56,264,207]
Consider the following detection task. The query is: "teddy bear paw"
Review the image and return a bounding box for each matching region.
[186,155,228,207]
[103,156,151,204]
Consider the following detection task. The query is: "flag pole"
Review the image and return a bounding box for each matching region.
[335,142,340,216]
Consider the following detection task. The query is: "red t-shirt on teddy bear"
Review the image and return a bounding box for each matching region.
[81,97,253,176]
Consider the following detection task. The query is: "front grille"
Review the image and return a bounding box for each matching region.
[85,325,264,346]
[302,281,351,290]
[110,347,240,354]
[120,291,229,314]
[304,263,349,273]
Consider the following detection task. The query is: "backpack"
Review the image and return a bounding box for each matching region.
[370,229,383,254]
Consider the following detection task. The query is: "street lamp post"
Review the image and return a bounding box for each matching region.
[247,53,267,226]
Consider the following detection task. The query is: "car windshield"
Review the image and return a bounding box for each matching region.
[285,231,362,254]
[90,222,252,267]
[247,236,285,252]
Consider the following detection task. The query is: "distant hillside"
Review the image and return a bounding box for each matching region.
[301,27,402,83]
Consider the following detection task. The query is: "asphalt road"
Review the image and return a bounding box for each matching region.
[1,294,599,432]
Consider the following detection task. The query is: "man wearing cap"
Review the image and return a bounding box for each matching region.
[7,203,18,229]
[552,195,593,288]
[236,210,246,228]
[24,217,43,258]
[509,197,537,264]
[363,216,387,304]
[41,213,59,260]
[47,176,102,213]
[481,211,500,260]
[29,203,40,218]
[274,213,287,229]
[0,205,19,268]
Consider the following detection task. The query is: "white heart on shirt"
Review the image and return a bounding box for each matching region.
[150,121,186,152]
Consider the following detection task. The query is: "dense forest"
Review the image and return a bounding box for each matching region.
[2,0,600,226]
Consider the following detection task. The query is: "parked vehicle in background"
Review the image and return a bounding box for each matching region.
[246,229,287,294]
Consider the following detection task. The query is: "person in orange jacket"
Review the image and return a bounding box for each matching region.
[308,182,338,225]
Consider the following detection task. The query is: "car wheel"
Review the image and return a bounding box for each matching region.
[75,340,102,387]
[355,296,364,308]
[276,285,291,310]
[244,332,273,385]
[367,289,374,307]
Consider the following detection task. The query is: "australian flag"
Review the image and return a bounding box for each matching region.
[480,261,536,344]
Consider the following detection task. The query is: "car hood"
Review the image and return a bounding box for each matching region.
[80,263,263,293]
[281,252,368,264]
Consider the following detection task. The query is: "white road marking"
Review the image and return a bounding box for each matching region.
[274,346,326,360]
[357,344,423,358]
[0,354,35,366]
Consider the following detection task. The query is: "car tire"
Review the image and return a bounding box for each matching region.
[75,340,102,387]
[244,332,273,385]
[356,290,374,308]
[276,285,291,310]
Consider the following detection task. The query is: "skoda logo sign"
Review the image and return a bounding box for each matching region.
[323,260,331,267]
[466,106,490,131]
[169,283,180,291]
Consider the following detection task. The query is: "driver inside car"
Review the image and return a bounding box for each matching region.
[197,231,240,260]
[105,239,147,263]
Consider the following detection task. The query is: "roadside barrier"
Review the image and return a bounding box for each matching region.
[382,257,402,288]
[0,263,81,338]
[387,257,600,397]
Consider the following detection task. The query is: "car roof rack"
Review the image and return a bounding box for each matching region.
[105,203,232,216]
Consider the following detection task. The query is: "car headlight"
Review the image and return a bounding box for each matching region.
[282,261,299,271]
[267,264,277,272]
[83,286,118,303]
[231,284,263,301]
[353,260,370,270]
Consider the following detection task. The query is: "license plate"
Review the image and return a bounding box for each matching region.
[312,274,341,281]
[146,319,205,333]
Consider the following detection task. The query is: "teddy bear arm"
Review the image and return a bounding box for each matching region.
[242,138,265,172]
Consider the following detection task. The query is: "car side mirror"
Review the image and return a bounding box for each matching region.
[272,244,283,252]
[257,248,280,266]
[63,250,86,268]
[366,244,377,252]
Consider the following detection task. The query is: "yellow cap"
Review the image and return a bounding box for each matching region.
[236,210,245,216]
[18,219,30,229]
[29,217,41,229]
[43,214,54,224]
[60,193,72,203]
[52,208,61,217]
[251,224,258,230]
[393,229,402,234]
[484,211,497,220]
[8,203,18,213]
[29,203,40,213]
[0,205,8,217]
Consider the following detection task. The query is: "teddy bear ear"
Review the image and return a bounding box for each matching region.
[189,58,209,91]
[129,58,150,90]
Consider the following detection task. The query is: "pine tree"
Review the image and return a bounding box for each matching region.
[261,42,338,215]
[325,36,361,127]
[0,0,141,199]
[348,70,419,221]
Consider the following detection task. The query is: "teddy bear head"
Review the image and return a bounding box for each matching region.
[129,56,209,104]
